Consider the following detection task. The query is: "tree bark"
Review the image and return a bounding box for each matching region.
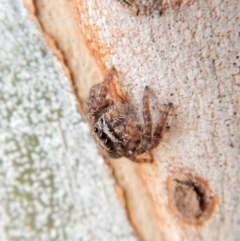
[25,0,240,240]
[0,1,136,241]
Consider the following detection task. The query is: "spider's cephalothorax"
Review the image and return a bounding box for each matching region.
[86,68,172,162]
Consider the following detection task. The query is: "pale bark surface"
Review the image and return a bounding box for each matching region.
[0,1,136,241]
[69,0,239,241]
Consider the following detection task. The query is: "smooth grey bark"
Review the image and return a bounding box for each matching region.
[0,1,137,241]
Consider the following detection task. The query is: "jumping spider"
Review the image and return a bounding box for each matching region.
[86,68,172,162]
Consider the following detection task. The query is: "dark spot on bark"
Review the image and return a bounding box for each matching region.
[167,173,217,224]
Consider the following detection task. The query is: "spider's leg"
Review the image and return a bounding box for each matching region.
[89,67,116,109]
[141,86,152,149]
[87,84,100,110]
[143,86,152,142]
[97,67,116,105]
[148,102,172,150]
[115,0,139,15]
[87,68,116,120]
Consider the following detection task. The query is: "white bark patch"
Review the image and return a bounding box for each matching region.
[0,1,136,241]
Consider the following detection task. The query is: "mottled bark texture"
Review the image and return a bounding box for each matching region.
[0,1,136,241]
[23,0,240,241]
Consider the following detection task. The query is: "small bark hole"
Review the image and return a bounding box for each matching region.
[167,173,218,225]
[173,179,206,220]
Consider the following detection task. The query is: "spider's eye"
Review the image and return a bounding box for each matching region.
[135,140,140,145]
[99,132,106,139]
[105,139,111,144]
[94,127,98,133]
[109,146,114,151]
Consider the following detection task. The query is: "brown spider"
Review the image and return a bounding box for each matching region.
[86,68,172,162]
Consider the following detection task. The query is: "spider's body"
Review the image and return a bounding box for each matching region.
[86,68,172,162]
